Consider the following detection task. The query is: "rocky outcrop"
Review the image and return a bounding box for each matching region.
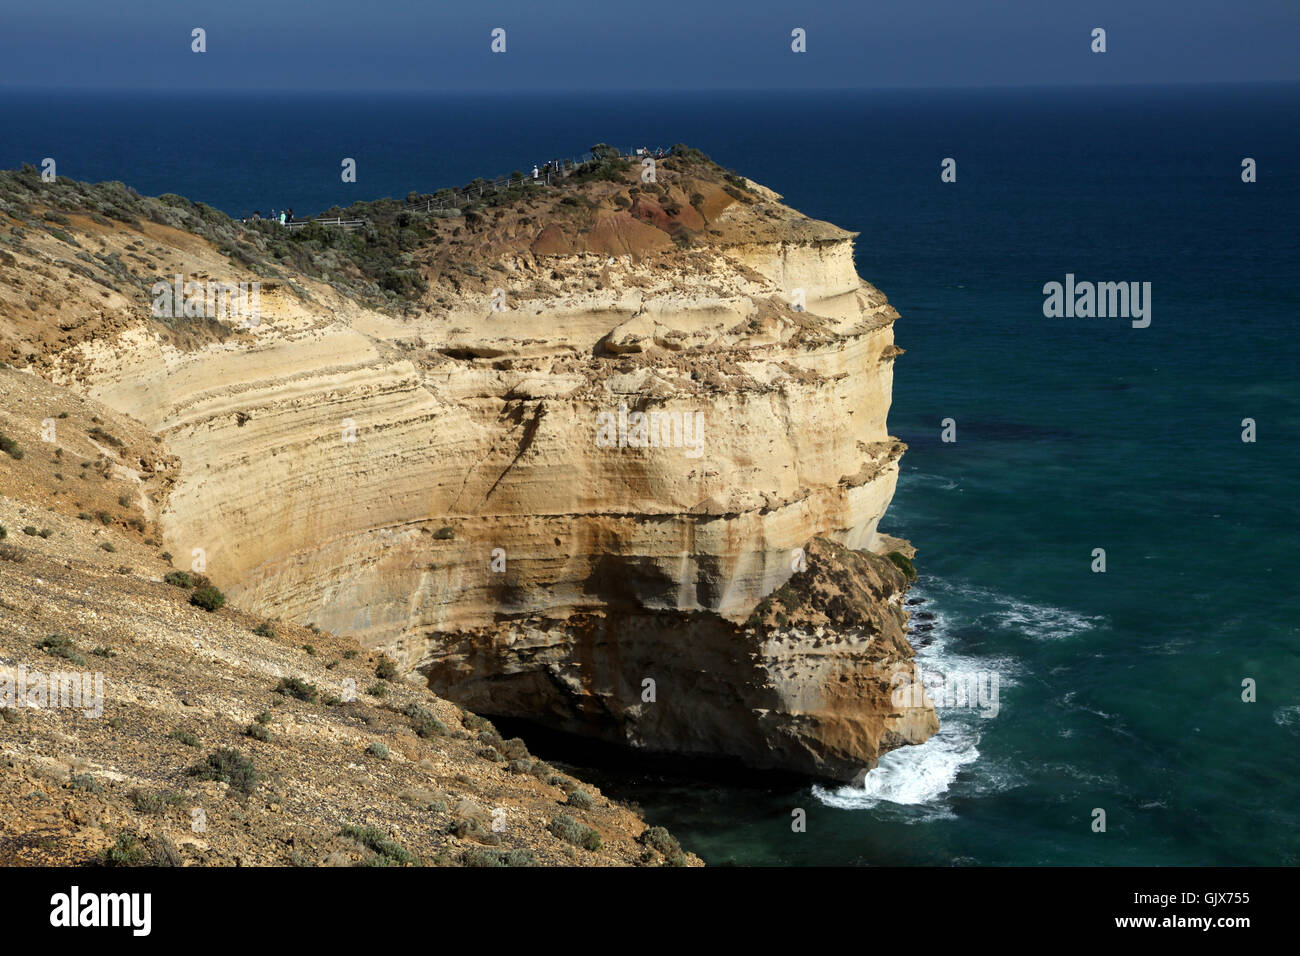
[0,366,684,866]
[423,538,938,783]
[0,152,938,783]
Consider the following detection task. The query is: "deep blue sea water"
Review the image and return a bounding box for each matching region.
[4,85,1296,865]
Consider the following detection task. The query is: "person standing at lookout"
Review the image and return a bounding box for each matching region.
[279,211,286,225]
[533,165,539,180]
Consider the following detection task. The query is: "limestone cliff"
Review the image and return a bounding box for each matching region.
[0,149,938,783]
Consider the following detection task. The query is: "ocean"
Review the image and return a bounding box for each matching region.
[5,84,1296,865]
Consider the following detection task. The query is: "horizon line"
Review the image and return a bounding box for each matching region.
[2,79,1298,97]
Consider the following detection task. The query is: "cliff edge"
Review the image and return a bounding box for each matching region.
[0,146,937,785]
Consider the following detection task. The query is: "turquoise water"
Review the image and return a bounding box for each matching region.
[615,86,1300,865]
[5,85,1296,864]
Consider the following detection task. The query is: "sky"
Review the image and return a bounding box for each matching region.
[0,0,1296,92]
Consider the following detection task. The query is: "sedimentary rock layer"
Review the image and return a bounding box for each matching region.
[1,155,937,780]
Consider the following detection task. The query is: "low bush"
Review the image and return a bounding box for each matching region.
[101,833,147,866]
[189,585,225,611]
[168,729,200,747]
[565,789,596,810]
[69,773,103,793]
[187,748,261,794]
[37,634,87,665]
[339,823,417,865]
[638,825,687,865]
[273,677,318,703]
[886,551,918,582]
[548,813,601,851]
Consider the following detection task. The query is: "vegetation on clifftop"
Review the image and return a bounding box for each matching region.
[0,145,756,315]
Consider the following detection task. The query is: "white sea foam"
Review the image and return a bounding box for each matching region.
[902,472,960,492]
[813,717,982,815]
[812,575,1097,814]
[1274,705,1300,730]
[813,580,1021,815]
[925,578,1103,641]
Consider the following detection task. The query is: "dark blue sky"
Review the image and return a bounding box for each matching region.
[1,0,1296,91]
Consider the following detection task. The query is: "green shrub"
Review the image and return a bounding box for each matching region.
[70,773,103,793]
[402,702,450,738]
[462,713,495,734]
[366,741,390,760]
[413,714,448,738]
[548,813,602,851]
[168,729,200,747]
[460,847,507,867]
[528,760,556,783]
[163,570,192,587]
[37,634,86,665]
[131,789,183,814]
[189,585,225,611]
[461,847,538,867]
[366,683,388,698]
[638,825,686,864]
[86,426,123,447]
[101,832,146,866]
[375,656,399,680]
[254,710,272,725]
[566,789,595,810]
[91,645,115,657]
[0,432,21,459]
[886,551,918,582]
[188,748,261,794]
[22,526,37,536]
[432,526,455,540]
[252,622,275,638]
[273,676,318,703]
[99,542,116,553]
[245,722,271,742]
[339,823,417,865]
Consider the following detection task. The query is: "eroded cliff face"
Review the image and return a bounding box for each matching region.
[421,538,937,783]
[0,153,937,781]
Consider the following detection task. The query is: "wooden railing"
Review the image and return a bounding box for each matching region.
[283,217,366,232]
